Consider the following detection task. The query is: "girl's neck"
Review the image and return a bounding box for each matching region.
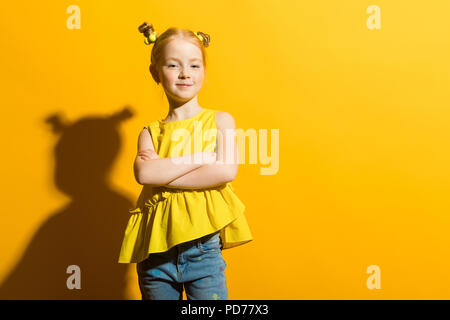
[164,97,203,122]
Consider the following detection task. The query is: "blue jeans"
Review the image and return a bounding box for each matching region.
[136,231,228,300]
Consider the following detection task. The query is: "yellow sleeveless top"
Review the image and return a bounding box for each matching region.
[118,107,253,263]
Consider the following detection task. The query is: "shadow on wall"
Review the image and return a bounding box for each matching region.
[0,106,137,299]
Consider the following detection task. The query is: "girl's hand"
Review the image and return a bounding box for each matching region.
[138,148,160,161]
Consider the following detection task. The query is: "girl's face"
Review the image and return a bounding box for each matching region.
[154,38,205,102]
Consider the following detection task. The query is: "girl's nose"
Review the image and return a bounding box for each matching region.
[179,68,190,78]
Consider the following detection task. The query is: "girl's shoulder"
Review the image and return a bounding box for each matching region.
[214,110,236,129]
[140,121,161,139]
[147,120,160,128]
[142,119,162,131]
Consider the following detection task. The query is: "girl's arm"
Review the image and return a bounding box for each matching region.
[162,111,239,189]
[135,128,215,186]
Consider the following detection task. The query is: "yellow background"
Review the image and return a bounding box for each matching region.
[1,0,449,299]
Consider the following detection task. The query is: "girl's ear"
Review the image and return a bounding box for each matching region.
[149,64,160,84]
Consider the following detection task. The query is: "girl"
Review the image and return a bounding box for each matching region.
[118,22,253,300]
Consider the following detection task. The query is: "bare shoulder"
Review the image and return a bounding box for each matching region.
[138,126,155,152]
[215,111,236,129]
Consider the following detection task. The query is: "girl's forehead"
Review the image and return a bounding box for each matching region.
[164,39,202,58]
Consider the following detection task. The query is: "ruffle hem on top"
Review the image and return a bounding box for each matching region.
[118,182,252,263]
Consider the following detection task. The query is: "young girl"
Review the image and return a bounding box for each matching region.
[118,22,253,300]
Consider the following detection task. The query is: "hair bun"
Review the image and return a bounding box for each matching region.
[138,22,157,44]
[196,31,210,47]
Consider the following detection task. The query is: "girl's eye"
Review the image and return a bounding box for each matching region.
[167,64,200,68]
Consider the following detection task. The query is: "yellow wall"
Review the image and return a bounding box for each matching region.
[1,0,449,299]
